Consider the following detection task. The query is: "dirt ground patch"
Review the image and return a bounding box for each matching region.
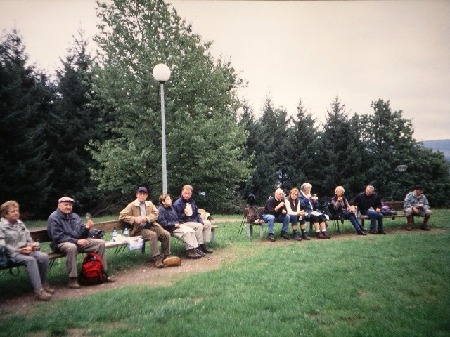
[0,248,242,316]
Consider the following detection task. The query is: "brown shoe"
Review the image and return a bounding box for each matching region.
[68,278,80,289]
[43,283,55,294]
[35,288,52,301]
[154,256,165,268]
[316,232,325,239]
[420,225,430,231]
[405,224,412,231]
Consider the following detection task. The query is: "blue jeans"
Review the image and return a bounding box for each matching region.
[262,213,290,234]
[361,210,383,231]
[342,211,364,232]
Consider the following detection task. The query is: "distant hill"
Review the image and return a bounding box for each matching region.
[421,139,450,161]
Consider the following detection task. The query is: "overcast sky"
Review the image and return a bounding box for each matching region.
[1,0,449,141]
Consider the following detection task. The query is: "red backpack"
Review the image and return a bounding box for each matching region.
[79,253,107,285]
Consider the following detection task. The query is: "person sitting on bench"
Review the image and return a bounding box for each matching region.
[1,200,54,300]
[404,184,432,231]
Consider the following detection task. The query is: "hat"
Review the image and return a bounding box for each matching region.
[58,196,74,204]
[137,186,148,193]
[414,185,424,190]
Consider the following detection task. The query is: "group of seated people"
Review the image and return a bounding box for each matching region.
[0,182,432,300]
[0,184,213,300]
[260,183,432,242]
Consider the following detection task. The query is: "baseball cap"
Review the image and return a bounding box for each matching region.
[137,186,148,193]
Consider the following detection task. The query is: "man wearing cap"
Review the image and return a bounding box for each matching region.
[119,187,171,268]
[404,185,432,231]
[47,197,112,289]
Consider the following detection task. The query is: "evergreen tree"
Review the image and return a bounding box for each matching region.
[49,31,107,212]
[0,30,54,217]
[315,97,366,198]
[288,99,320,189]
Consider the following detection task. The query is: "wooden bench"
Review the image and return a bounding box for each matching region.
[0,220,128,274]
[1,208,218,274]
[357,201,408,228]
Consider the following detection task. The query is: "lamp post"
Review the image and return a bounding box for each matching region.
[152,63,171,194]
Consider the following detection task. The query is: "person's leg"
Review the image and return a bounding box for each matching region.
[290,215,301,240]
[405,207,414,230]
[148,224,171,257]
[173,225,202,258]
[277,214,290,239]
[421,209,432,230]
[184,221,204,244]
[13,254,43,292]
[375,212,385,233]
[201,219,212,243]
[262,214,275,241]
[345,211,365,234]
[300,220,310,240]
[58,242,79,278]
[319,218,330,239]
[365,210,378,233]
[141,229,160,258]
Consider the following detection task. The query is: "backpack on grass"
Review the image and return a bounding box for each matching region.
[79,252,107,285]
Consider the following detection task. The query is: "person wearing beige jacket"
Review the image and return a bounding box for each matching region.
[119,186,171,268]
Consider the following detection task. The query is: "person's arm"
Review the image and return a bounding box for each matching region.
[422,195,431,210]
[157,207,169,228]
[403,193,412,210]
[145,202,158,223]
[119,202,139,225]
[173,199,187,222]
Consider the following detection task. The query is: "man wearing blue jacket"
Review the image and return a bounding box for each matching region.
[48,197,111,289]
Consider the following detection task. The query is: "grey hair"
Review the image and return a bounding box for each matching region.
[300,183,312,192]
[335,186,345,194]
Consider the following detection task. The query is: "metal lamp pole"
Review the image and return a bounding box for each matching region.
[152,63,171,194]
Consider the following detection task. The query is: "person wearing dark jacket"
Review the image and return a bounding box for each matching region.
[262,188,291,242]
[158,194,202,259]
[47,197,112,289]
[330,186,366,235]
[352,185,385,234]
[173,185,213,254]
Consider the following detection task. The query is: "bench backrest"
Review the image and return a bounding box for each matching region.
[383,201,404,211]
[29,220,123,243]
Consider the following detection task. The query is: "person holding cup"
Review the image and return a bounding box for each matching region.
[0,200,54,300]
[173,185,213,254]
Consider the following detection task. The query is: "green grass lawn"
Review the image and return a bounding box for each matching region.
[0,210,449,337]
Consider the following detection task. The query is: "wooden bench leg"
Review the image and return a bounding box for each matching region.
[246,223,252,239]
[259,224,264,238]
[211,227,215,243]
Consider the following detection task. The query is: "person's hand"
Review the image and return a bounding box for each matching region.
[375,208,381,212]
[175,224,180,228]
[20,246,33,254]
[85,219,94,229]
[412,207,418,213]
[134,217,143,224]
[349,205,356,213]
[77,239,89,246]
[337,196,343,202]
[282,209,286,215]
[298,210,305,216]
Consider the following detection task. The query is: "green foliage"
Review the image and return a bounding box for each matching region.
[89,0,251,209]
[0,30,54,217]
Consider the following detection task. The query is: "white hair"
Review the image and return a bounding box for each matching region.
[300,183,312,192]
